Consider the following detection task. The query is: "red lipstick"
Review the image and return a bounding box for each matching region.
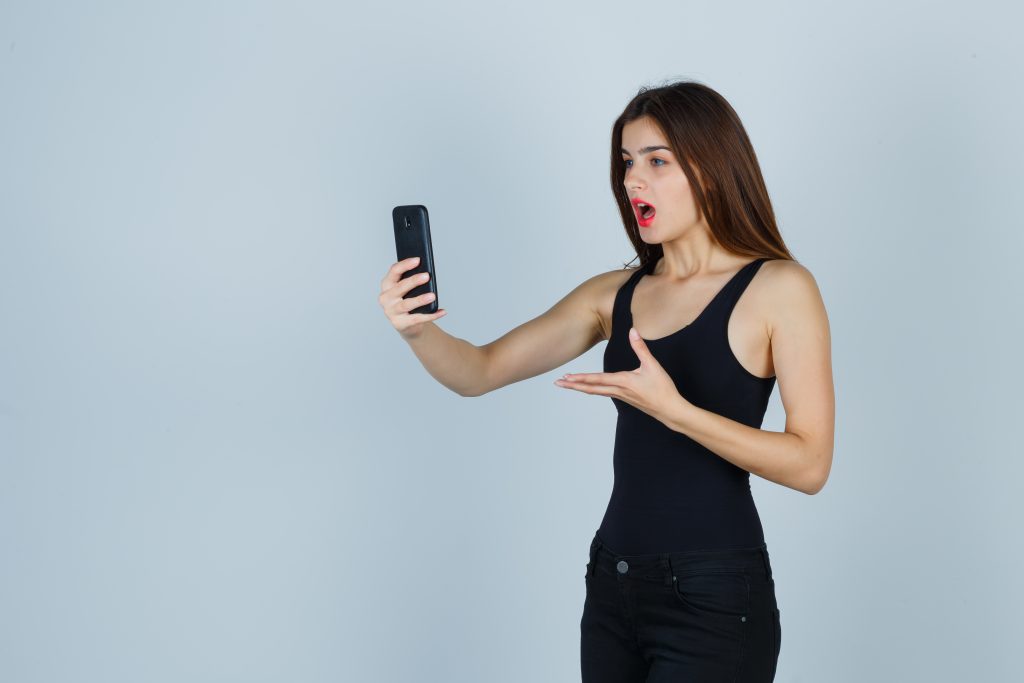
[630,197,656,227]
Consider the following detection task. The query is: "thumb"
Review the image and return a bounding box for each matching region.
[628,327,651,363]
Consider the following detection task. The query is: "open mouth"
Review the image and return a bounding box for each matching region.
[632,199,656,224]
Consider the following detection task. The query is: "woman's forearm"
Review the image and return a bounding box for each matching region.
[402,322,490,397]
[661,394,826,495]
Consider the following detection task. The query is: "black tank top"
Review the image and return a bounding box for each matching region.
[597,257,776,554]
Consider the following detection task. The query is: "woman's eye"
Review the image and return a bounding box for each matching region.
[623,158,665,168]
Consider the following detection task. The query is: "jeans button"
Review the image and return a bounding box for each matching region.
[616,560,629,574]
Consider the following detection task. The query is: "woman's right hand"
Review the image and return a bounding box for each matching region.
[379,257,447,339]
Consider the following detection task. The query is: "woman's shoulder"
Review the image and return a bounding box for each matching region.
[584,262,645,290]
[754,258,828,321]
[573,264,645,342]
[757,258,819,291]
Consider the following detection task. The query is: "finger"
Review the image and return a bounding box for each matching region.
[563,372,624,388]
[560,372,589,382]
[403,308,447,326]
[554,379,617,397]
[381,269,432,303]
[395,290,438,314]
[381,257,422,289]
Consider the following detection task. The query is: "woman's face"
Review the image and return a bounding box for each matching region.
[621,116,704,241]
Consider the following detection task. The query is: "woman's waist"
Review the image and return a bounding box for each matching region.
[605,475,755,506]
[587,528,775,584]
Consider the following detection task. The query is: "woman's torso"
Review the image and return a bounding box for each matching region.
[596,256,777,554]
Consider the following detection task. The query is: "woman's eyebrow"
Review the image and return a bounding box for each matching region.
[621,145,672,155]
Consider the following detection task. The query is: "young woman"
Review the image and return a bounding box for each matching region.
[379,80,834,682]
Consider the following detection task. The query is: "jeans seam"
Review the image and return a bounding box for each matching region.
[731,571,751,683]
[770,607,781,679]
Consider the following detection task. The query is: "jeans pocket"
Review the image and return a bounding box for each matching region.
[671,569,751,624]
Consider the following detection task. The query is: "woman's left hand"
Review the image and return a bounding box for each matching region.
[554,327,688,423]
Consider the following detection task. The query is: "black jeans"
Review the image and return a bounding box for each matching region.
[580,530,782,682]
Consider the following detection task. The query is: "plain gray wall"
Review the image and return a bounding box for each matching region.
[2,1,1022,681]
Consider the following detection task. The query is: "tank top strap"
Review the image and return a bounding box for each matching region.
[610,261,653,334]
[710,257,770,321]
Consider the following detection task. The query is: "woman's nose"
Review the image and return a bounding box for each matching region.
[625,169,645,190]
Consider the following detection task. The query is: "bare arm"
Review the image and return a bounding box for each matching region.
[402,323,490,397]
[380,258,619,397]
[661,260,835,494]
[475,272,615,396]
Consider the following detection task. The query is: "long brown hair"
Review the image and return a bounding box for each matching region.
[610,79,796,269]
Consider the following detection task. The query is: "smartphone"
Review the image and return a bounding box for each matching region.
[392,204,438,315]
